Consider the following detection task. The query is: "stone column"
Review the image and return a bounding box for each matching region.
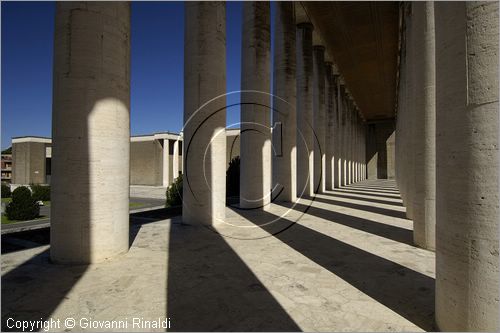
[346,97,352,185]
[412,1,436,250]
[340,85,347,186]
[325,62,335,190]
[296,22,314,198]
[353,113,358,183]
[313,45,326,193]
[435,2,499,331]
[358,117,362,181]
[405,5,415,219]
[240,2,271,209]
[172,139,179,180]
[183,2,226,225]
[353,108,357,183]
[333,76,341,188]
[272,2,296,202]
[51,2,130,264]
[162,139,170,187]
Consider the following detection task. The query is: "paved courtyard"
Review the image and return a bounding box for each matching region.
[1,180,435,332]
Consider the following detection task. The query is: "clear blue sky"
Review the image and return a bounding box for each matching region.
[1,1,256,150]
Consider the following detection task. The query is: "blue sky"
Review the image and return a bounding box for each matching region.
[1,1,256,149]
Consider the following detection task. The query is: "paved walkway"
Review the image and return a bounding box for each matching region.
[1,180,435,332]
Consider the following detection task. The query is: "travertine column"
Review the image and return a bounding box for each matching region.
[51,2,130,264]
[325,62,335,190]
[358,116,362,181]
[240,2,271,209]
[353,113,358,183]
[353,108,357,182]
[313,46,326,193]
[172,139,179,180]
[361,122,365,180]
[162,139,170,187]
[183,2,226,225]
[353,114,357,183]
[272,2,296,202]
[412,1,436,250]
[333,76,341,188]
[396,13,409,207]
[407,5,416,220]
[340,86,348,186]
[346,97,352,185]
[296,22,314,198]
[435,2,499,330]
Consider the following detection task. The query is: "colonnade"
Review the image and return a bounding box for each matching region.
[49,1,368,264]
[396,2,499,330]
[48,1,498,331]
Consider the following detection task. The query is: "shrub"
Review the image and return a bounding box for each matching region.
[1,183,11,198]
[166,174,183,207]
[5,186,40,221]
[226,156,240,197]
[31,184,50,202]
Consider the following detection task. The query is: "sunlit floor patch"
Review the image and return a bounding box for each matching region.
[2,180,435,332]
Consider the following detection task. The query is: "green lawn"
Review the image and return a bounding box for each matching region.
[129,202,147,209]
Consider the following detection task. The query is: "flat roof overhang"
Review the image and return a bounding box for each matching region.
[301,1,400,121]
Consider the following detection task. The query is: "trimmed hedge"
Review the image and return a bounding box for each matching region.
[5,186,40,221]
[31,185,50,202]
[166,174,183,207]
[1,183,11,198]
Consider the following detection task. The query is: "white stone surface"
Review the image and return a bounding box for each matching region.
[296,22,315,198]
[435,1,499,330]
[240,2,271,209]
[50,2,131,263]
[313,45,326,194]
[411,2,436,250]
[2,180,435,332]
[183,2,226,226]
[272,2,297,203]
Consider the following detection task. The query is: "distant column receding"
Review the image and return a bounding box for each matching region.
[240,2,271,209]
[172,139,179,181]
[405,3,415,220]
[333,76,342,188]
[272,2,296,203]
[296,22,314,198]
[346,97,353,185]
[435,1,499,331]
[162,139,170,187]
[340,85,347,186]
[412,1,436,250]
[183,2,226,225]
[353,114,359,183]
[325,62,335,190]
[51,2,131,264]
[312,46,326,193]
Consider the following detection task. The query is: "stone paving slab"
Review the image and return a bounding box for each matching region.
[1,180,436,332]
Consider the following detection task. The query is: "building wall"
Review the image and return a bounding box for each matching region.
[12,142,47,184]
[366,120,395,179]
[10,132,240,187]
[130,140,163,186]
[386,131,396,179]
